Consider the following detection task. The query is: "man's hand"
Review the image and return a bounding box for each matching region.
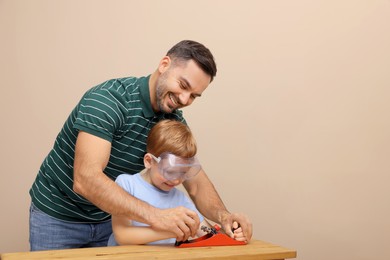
[149,206,200,242]
[220,212,252,243]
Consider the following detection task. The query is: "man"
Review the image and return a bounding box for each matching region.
[29,40,252,250]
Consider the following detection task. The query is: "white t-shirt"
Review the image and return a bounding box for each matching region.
[107,173,204,246]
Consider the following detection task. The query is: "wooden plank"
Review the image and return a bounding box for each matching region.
[0,240,297,260]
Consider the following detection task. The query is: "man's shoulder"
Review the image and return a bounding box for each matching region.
[95,76,147,92]
[83,76,149,104]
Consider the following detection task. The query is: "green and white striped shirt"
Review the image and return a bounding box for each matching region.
[30,75,185,222]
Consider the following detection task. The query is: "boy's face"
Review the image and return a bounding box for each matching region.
[149,161,184,192]
[145,153,201,192]
[154,58,211,113]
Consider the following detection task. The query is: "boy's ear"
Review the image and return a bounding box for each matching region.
[144,153,153,169]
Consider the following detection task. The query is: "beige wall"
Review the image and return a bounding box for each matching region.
[1,0,390,259]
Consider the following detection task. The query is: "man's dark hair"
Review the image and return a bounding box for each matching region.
[167,40,217,82]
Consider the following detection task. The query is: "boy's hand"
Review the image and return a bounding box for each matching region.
[232,221,247,242]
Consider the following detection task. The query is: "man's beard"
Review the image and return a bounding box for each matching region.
[155,73,171,113]
[156,85,166,113]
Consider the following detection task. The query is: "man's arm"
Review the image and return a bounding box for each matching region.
[183,169,253,241]
[73,131,199,241]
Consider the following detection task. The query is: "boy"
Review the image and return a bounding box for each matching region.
[108,120,246,245]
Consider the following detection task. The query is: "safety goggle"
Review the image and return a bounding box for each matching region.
[150,152,202,181]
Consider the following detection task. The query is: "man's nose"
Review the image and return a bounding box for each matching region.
[179,91,191,105]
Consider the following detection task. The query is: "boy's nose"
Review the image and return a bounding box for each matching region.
[170,178,182,185]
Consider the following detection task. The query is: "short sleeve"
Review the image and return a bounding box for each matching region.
[180,193,204,223]
[114,174,134,195]
[73,85,127,142]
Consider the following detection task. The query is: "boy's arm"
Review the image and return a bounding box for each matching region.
[112,216,218,245]
[112,214,176,245]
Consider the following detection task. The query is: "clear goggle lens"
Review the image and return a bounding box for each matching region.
[151,152,201,180]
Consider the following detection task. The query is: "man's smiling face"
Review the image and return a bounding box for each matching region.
[155,59,211,113]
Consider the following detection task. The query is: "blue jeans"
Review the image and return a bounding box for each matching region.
[29,203,112,251]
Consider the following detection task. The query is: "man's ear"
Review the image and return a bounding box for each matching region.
[144,153,153,169]
[158,56,171,74]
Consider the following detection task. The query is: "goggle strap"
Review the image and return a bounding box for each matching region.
[150,154,161,163]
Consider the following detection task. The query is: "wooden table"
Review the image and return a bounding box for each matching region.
[0,240,296,260]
